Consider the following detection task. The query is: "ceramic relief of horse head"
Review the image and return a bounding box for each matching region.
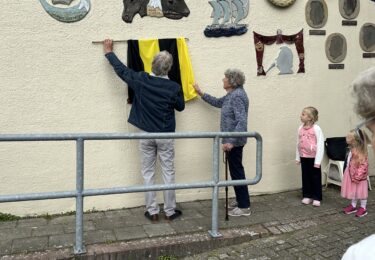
[122,0,190,23]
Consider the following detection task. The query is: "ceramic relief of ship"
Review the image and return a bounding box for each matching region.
[204,0,249,37]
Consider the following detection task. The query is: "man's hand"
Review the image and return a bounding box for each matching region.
[222,143,234,152]
[103,39,113,54]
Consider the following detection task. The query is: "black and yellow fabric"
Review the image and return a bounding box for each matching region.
[127,37,196,103]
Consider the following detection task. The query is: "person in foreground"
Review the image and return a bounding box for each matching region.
[341,66,375,260]
[295,107,324,207]
[193,68,251,217]
[341,128,370,218]
[103,39,185,222]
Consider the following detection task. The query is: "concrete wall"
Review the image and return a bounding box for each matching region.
[0,0,374,215]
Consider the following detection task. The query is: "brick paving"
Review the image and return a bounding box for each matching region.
[0,181,374,259]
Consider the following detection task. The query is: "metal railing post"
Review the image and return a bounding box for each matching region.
[74,138,86,254]
[209,136,222,237]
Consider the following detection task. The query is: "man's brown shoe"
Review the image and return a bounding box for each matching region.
[165,209,182,221]
[144,212,159,222]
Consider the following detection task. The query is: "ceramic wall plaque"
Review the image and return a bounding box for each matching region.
[253,30,305,76]
[268,0,296,8]
[305,0,328,29]
[39,0,91,23]
[325,33,347,63]
[204,0,249,37]
[266,46,294,75]
[122,0,190,23]
[359,23,375,52]
[339,0,360,20]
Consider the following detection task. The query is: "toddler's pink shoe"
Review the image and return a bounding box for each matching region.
[343,205,357,214]
[301,198,312,205]
[355,207,367,218]
[312,200,321,207]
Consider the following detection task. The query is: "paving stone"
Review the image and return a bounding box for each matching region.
[0,239,12,256]
[277,224,295,233]
[266,226,282,235]
[48,215,75,225]
[114,225,146,241]
[48,233,75,248]
[31,224,64,236]
[83,230,116,244]
[143,223,176,237]
[62,220,96,233]
[16,218,48,228]
[169,219,203,234]
[0,221,17,230]
[123,212,153,226]
[82,212,106,221]
[104,209,133,218]
[0,227,32,241]
[12,236,48,253]
[93,216,127,230]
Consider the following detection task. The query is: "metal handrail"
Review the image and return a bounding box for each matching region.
[0,131,262,254]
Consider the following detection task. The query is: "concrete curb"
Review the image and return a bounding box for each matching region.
[1,225,269,259]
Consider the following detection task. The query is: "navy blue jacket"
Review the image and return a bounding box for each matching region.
[105,52,185,132]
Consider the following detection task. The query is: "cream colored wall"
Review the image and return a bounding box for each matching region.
[0,0,374,216]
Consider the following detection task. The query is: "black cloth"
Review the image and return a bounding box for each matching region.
[127,39,182,104]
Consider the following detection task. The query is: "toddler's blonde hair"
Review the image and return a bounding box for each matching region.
[303,106,319,123]
[349,128,370,157]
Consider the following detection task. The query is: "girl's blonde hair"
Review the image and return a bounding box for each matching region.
[303,106,319,123]
[349,128,370,158]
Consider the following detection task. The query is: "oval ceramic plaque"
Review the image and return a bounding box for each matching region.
[305,0,328,29]
[325,33,347,63]
[339,0,360,20]
[268,0,296,8]
[39,0,91,23]
[359,23,375,52]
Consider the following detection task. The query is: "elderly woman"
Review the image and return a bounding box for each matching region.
[342,66,375,259]
[352,67,375,151]
[194,69,250,217]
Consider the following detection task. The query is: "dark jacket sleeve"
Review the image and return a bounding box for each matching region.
[105,52,143,86]
[175,87,185,111]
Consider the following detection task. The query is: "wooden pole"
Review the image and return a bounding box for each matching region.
[92,38,189,44]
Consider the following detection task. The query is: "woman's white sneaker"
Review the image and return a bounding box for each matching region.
[228,207,251,216]
[225,200,238,209]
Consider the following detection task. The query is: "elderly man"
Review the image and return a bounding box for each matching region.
[103,39,185,222]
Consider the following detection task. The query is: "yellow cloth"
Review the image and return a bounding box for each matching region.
[138,39,160,73]
[137,38,197,102]
[176,37,197,101]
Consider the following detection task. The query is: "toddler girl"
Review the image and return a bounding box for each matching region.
[341,128,370,217]
[296,107,325,207]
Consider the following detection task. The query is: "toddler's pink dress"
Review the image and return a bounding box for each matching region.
[341,154,368,200]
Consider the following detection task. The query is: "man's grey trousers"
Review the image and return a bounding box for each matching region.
[139,138,176,217]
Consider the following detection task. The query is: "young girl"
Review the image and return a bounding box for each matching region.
[296,107,325,207]
[341,128,370,217]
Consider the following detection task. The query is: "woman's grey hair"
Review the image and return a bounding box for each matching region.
[352,67,375,120]
[151,51,173,76]
[224,68,246,88]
